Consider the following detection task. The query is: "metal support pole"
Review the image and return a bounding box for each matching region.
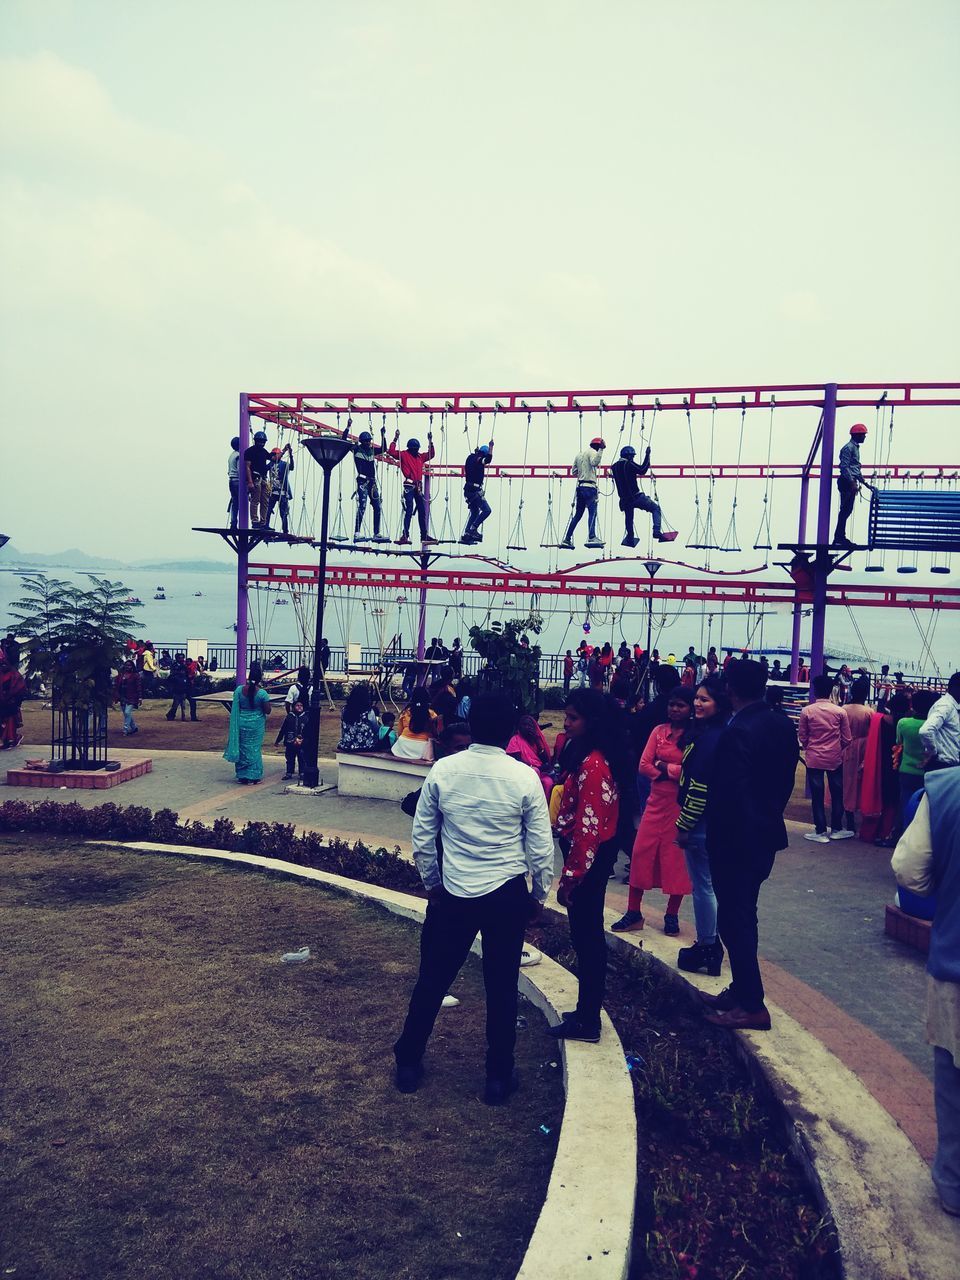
[302,466,334,790]
[809,384,837,682]
[643,559,662,699]
[789,469,811,682]
[416,473,430,685]
[236,394,251,685]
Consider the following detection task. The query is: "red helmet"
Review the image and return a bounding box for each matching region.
[850,423,868,437]
[590,436,606,448]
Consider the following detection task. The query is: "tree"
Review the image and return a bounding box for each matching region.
[9,575,142,765]
[467,612,543,715]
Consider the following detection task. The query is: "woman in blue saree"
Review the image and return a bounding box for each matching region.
[224,661,272,783]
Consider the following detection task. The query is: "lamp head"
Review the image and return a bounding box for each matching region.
[304,435,353,471]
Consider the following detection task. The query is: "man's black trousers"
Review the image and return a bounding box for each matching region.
[565,837,619,1029]
[710,849,776,1012]
[394,874,529,1082]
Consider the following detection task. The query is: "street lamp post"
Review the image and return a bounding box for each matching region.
[301,435,352,788]
[643,559,662,700]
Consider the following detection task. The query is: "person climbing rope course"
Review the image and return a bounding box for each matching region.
[560,436,606,550]
[343,420,392,543]
[610,443,677,546]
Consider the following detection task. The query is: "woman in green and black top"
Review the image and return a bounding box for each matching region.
[674,678,730,976]
[895,689,938,827]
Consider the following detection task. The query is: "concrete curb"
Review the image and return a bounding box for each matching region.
[596,903,960,1280]
[91,841,638,1280]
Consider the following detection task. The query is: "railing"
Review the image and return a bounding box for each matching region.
[153,642,949,693]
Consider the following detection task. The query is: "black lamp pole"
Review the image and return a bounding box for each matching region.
[301,436,351,788]
[643,558,662,700]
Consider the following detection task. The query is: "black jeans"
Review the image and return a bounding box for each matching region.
[833,479,857,541]
[711,849,776,1012]
[564,837,619,1029]
[394,875,530,1081]
[284,745,302,775]
[807,765,844,833]
[622,492,663,538]
[401,484,428,538]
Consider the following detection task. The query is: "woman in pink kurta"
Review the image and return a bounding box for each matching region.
[614,688,694,935]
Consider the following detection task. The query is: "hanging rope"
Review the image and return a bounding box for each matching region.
[685,398,704,548]
[719,397,747,551]
[699,399,719,551]
[540,405,562,548]
[753,396,776,551]
[505,409,532,550]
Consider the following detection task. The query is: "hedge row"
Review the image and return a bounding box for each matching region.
[0,799,423,894]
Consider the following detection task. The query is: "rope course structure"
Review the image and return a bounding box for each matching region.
[195,380,960,686]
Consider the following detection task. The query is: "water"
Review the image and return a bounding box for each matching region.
[0,560,954,677]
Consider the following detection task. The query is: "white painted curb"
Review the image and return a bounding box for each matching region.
[598,905,960,1280]
[92,841,638,1279]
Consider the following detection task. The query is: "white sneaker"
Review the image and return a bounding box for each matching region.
[441,995,460,1008]
[830,829,856,840]
[803,831,830,844]
[281,946,311,964]
[520,946,542,968]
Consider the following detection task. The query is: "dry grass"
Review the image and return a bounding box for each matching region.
[16,700,345,759]
[0,836,564,1280]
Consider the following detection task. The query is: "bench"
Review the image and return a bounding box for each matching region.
[335,750,432,801]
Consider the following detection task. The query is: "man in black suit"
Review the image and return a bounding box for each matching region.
[701,659,800,1030]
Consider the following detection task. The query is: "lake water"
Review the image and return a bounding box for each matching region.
[1,558,955,679]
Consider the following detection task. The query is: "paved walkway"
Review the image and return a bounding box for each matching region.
[3,743,937,1162]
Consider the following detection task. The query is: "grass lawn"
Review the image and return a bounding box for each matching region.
[0,836,564,1280]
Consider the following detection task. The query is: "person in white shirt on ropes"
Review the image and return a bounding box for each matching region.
[394,692,556,1105]
[560,437,606,550]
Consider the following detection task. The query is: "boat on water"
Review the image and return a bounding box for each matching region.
[154,592,166,601]
[194,591,203,597]
[275,598,289,605]
[125,595,143,605]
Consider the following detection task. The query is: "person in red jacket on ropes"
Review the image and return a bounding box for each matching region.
[388,431,437,546]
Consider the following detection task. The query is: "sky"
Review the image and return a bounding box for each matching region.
[1,0,959,662]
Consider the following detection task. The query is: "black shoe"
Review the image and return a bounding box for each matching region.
[190,716,199,722]
[165,713,175,720]
[677,939,724,976]
[483,1072,519,1105]
[547,1017,600,1043]
[663,913,680,936]
[698,984,738,1011]
[394,1062,423,1094]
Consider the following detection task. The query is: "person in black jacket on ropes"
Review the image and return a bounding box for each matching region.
[699,658,800,1031]
[610,445,676,547]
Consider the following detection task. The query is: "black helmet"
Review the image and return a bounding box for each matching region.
[253,430,268,443]
[620,445,636,459]
[407,438,421,451]
[358,431,373,445]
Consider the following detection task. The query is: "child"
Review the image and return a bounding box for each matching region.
[378,711,397,751]
[280,700,306,781]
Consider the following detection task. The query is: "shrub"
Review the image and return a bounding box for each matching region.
[0,799,422,894]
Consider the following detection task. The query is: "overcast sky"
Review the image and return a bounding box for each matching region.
[2,0,958,572]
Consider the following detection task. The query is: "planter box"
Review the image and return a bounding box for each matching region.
[6,759,153,790]
[884,904,931,954]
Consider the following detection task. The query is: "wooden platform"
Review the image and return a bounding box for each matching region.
[6,759,153,790]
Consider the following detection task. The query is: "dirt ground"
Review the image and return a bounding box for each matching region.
[0,836,564,1280]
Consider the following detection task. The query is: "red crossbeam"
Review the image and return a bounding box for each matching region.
[247,382,960,418]
[247,562,960,610]
[393,463,958,482]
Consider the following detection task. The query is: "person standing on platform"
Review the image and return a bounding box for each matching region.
[610,444,674,546]
[227,436,241,528]
[699,659,799,1031]
[832,422,874,548]
[344,421,391,543]
[560,437,606,550]
[394,693,555,1103]
[245,429,272,528]
[892,769,960,1217]
[461,440,494,545]
[267,443,295,535]
[798,674,852,842]
[389,431,437,546]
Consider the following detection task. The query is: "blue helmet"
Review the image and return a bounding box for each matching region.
[358,431,373,445]
[407,438,421,452]
[620,445,636,459]
[478,443,491,455]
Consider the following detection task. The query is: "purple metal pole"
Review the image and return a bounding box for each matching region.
[416,473,430,684]
[236,393,251,685]
[789,471,811,682]
[809,384,837,682]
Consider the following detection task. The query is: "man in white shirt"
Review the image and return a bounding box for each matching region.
[394,693,556,1104]
[227,436,240,528]
[560,437,606,550]
[920,674,960,770]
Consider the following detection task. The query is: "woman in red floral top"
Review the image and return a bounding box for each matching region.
[550,690,632,1044]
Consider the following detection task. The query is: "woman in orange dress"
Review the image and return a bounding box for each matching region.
[613,687,694,935]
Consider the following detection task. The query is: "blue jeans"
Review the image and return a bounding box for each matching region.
[463,484,491,538]
[934,1046,960,1213]
[122,703,137,734]
[682,830,717,944]
[564,484,599,541]
[401,484,428,538]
